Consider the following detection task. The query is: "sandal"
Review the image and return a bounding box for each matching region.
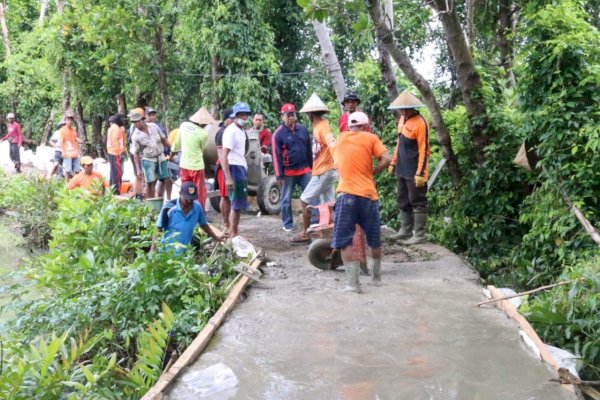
[290,234,311,244]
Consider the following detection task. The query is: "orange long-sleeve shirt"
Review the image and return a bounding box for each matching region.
[391,113,430,179]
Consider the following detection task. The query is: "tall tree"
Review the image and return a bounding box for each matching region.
[312,19,347,105]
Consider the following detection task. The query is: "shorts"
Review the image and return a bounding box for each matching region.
[63,157,81,173]
[229,165,248,211]
[332,194,381,249]
[216,167,228,198]
[141,159,170,184]
[53,150,63,163]
[300,169,337,204]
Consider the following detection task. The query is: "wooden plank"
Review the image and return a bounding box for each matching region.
[487,285,559,370]
[141,257,262,400]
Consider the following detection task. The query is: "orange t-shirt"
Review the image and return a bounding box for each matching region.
[106,124,125,156]
[334,130,387,200]
[311,119,336,176]
[67,171,109,192]
[60,126,79,158]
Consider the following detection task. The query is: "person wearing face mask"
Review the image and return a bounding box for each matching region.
[272,103,313,232]
[222,102,252,238]
[172,106,216,209]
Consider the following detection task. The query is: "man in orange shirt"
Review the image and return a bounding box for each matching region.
[388,91,430,245]
[333,111,390,293]
[67,156,109,195]
[106,115,126,194]
[291,93,337,243]
[59,111,84,180]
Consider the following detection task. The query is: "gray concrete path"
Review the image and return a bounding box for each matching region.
[166,215,572,400]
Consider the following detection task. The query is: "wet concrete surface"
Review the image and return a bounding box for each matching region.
[166,214,573,400]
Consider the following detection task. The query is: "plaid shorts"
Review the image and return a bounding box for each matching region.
[332,193,381,249]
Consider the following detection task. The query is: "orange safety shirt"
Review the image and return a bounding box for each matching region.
[60,126,80,159]
[391,113,430,179]
[106,124,126,156]
[311,119,336,177]
[334,130,387,200]
[67,171,109,192]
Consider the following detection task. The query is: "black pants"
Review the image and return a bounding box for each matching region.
[397,176,427,213]
[108,154,122,195]
[9,143,20,164]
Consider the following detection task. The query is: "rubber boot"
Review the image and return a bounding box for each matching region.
[403,213,427,245]
[342,261,361,293]
[360,260,370,276]
[369,258,382,287]
[390,211,414,240]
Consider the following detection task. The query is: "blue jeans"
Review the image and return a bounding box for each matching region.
[280,173,312,229]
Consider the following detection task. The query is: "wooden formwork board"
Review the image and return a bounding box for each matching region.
[141,257,262,400]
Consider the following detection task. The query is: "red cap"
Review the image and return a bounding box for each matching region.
[280,103,296,113]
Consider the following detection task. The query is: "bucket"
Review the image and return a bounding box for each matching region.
[146,197,164,212]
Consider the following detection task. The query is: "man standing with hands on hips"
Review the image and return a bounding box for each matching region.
[388,91,431,245]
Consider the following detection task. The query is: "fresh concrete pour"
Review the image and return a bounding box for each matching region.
[166,215,572,400]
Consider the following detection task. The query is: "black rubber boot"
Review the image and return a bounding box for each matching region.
[390,211,414,240]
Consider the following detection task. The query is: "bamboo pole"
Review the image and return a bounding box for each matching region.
[476,278,583,307]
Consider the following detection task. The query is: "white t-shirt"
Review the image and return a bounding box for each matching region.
[50,130,62,153]
[222,123,247,169]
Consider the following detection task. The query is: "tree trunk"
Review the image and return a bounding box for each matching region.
[40,110,55,145]
[377,0,399,101]
[496,0,516,88]
[431,0,492,165]
[75,100,87,154]
[91,114,103,158]
[0,3,11,58]
[367,0,462,185]
[39,0,48,25]
[312,19,347,106]
[55,0,64,15]
[210,55,219,116]
[155,25,169,117]
[116,93,127,116]
[62,72,71,114]
[466,0,475,46]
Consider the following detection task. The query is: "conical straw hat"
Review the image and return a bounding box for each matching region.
[388,91,425,110]
[189,107,216,125]
[299,93,330,113]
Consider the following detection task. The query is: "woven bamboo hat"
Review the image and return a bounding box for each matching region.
[299,93,330,113]
[189,107,216,125]
[388,91,425,110]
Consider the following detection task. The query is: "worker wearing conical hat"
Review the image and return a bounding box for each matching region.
[172,106,216,209]
[388,91,430,245]
[290,93,338,243]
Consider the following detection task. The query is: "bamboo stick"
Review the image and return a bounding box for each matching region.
[476,278,583,307]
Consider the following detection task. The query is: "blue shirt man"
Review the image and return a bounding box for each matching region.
[156,182,223,252]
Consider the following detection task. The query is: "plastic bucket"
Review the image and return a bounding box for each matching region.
[146,197,164,212]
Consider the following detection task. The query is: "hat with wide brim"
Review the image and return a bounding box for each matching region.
[299,93,330,113]
[189,107,216,125]
[388,91,425,110]
[81,156,94,165]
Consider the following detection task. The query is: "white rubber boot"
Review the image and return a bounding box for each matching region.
[342,261,362,293]
[369,258,382,287]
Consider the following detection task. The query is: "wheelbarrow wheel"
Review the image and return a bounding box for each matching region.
[308,239,342,270]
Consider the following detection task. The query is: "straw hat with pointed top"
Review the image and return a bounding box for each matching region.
[388,91,425,110]
[299,93,330,113]
[189,107,216,125]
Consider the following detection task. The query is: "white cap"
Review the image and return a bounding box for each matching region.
[6,113,15,119]
[348,111,369,127]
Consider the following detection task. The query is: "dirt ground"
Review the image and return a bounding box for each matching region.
[166,212,572,400]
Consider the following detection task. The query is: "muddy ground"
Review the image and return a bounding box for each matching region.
[166,212,572,400]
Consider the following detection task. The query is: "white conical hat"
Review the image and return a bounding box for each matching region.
[299,93,330,113]
[189,107,216,125]
[388,91,425,110]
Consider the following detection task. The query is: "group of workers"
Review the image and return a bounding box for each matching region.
[2,88,431,294]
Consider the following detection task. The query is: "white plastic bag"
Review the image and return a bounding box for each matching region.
[231,236,257,259]
[181,362,239,397]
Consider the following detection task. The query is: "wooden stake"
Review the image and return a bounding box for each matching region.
[476,279,582,307]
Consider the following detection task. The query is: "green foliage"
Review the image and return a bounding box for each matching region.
[1,174,239,397]
[521,258,600,375]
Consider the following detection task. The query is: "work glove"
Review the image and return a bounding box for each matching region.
[388,164,395,174]
[414,175,428,188]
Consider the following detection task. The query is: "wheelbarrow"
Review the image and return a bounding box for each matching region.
[306,204,368,272]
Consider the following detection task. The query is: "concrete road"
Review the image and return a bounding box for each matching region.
[166,215,572,400]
